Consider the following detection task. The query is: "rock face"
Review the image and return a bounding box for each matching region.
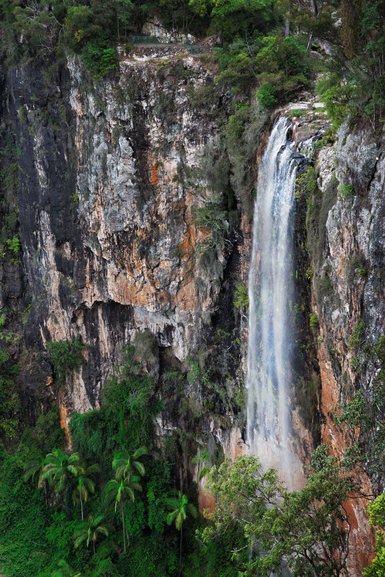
[308,125,385,574]
[6,54,228,408]
[2,46,384,576]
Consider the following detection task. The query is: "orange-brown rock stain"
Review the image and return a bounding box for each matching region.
[199,489,216,515]
[59,403,73,451]
[149,163,159,186]
[197,430,247,515]
[178,224,197,260]
[318,335,375,575]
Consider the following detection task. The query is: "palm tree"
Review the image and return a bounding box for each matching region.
[38,449,98,519]
[112,446,147,481]
[23,457,44,484]
[166,491,198,574]
[74,515,109,555]
[38,449,82,495]
[105,475,143,553]
[104,447,147,554]
[72,463,99,520]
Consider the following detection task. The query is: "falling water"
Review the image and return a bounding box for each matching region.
[246,117,304,490]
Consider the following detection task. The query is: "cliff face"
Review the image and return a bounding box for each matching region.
[4,49,246,453]
[309,126,385,572]
[2,43,385,574]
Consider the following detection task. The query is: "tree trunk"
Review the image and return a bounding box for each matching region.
[179,525,183,577]
[80,493,84,521]
[285,16,290,37]
[121,502,126,554]
[308,0,317,15]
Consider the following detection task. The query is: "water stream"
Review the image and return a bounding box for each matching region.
[246,117,304,490]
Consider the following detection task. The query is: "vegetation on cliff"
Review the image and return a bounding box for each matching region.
[1,1,385,576]
[0,349,359,577]
[1,0,383,121]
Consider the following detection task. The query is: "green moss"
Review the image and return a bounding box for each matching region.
[305,164,338,280]
[295,166,317,200]
[309,312,319,331]
[346,254,367,283]
[233,282,249,312]
[318,271,333,299]
[348,320,366,352]
[338,182,354,199]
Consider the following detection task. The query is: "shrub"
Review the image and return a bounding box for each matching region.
[0,351,20,442]
[309,312,319,331]
[287,108,307,117]
[233,282,249,312]
[346,254,367,283]
[81,43,118,78]
[5,235,20,256]
[336,390,367,428]
[317,75,354,129]
[338,182,354,199]
[254,35,308,77]
[348,320,365,352]
[256,82,277,109]
[47,338,86,383]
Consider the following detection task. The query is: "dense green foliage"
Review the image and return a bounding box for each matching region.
[0,341,371,577]
[337,323,385,482]
[0,348,20,442]
[0,352,185,577]
[47,338,87,385]
[364,494,385,576]
[1,1,385,575]
[203,448,355,577]
[317,1,385,128]
[0,0,382,123]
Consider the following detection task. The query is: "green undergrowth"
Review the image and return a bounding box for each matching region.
[0,346,237,577]
[0,336,381,577]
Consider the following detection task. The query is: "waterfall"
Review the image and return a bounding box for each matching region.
[246,117,304,490]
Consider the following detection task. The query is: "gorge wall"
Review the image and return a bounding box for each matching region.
[1,43,384,574]
[1,48,247,458]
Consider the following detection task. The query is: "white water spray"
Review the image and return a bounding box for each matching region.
[246,117,304,490]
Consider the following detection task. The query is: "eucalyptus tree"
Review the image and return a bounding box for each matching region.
[202,449,354,577]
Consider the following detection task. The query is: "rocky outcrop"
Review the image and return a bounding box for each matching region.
[308,125,385,573]
[5,50,245,452]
